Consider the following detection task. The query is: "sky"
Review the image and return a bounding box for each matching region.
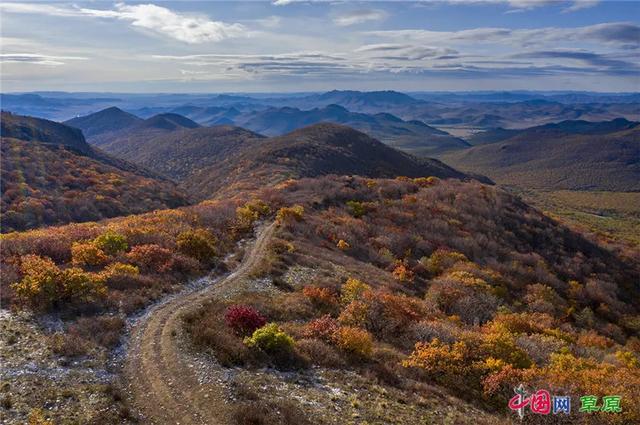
[1,0,639,93]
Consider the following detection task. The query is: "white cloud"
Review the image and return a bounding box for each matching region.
[442,0,599,12]
[0,53,87,66]
[334,9,387,27]
[563,0,600,12]
[0,2,246,44]
[366,22,640,47]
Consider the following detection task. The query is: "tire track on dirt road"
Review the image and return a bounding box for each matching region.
[124,222,277,424]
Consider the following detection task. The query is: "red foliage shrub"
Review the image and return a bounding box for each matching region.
[225,305,267,336]
[126,244,174,273]
[303,314,339,341]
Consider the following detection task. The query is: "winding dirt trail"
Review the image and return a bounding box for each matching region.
[123,222,277,424]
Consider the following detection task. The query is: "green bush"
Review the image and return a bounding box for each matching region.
[244,323,295,353]
[93,231,128,256]
[346,200,367,218]
[176,228,217,264]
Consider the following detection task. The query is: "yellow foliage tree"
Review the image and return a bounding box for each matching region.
[340,277,371,305]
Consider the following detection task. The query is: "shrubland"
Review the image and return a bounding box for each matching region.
[183,175,639,424]
[4,173,639,423]
[1,194,270,356]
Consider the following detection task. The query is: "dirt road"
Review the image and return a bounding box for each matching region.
[123,222,276,424]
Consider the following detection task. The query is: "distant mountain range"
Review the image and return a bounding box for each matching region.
[440,118,640,191]
[0,112,188,232]
[66,105,469,156]
[4,90,639,130]
[61,106,479,199]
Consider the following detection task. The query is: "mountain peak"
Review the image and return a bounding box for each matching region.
[142,113,200,131]
[65,106,142,137]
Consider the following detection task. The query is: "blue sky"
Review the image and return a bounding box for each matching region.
[1,1,639,92]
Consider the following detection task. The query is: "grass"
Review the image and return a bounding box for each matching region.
[512,188,640,247]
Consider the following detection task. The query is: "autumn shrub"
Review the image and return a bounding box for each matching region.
[421,249,468,276]
[276,205,304,224]
[236,199,271,230]
[303,314,339,341]
[93,231,128,255]
[225,305,267,336]
[12,254,106,310]
[366,291,426,339]
[480,328,532,369]
[402,338,469,379]
[184,304,259,366]
[126,244,174,273]
[346,200,367,218]
[60,267,107,304]
[71,241,107,267]
[232,398,313,425]
[296,338,345,368]
[338,300,369,327]
[408,320,459,346]
[392,259,414,282]
[302,285,338,311]
[28,409,54,425]
[244,323,295,354]
[340,277,371,305]
[51,315,125,357]
[176,228,217,264]
[333,326,373,358]
[336,239,350,250]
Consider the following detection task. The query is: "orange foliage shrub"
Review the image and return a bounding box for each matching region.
[12,254,106,310]
[126,244,174,273]
[392,260,414,282]
[333,326,373,358]
[302,286,338,311]
[402,338,469,375]
[338,300,369,327]
[336,239,350,250]
[71,241,107,267]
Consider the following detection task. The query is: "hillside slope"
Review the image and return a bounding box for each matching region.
[468,118,639,145]
[1,112,188,232]
[186,123,476,199]
[97,125,265,182]
[237,105,469,155]
[441,125,640,191]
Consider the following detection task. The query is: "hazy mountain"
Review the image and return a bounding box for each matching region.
[95,125,265,182]
[468,118,640,145]
[65,107,200,140]
[0,112,189,232]
[64,106,143,138]
[235,104,469,155]
[441,122,640,191]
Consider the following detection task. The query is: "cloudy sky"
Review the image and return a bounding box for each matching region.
[1,0,639,92]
